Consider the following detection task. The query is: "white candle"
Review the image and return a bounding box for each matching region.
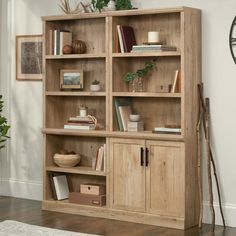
[148,31,159,43]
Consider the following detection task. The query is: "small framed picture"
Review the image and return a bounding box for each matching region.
[60,69,84,89]
[16,35,43,81]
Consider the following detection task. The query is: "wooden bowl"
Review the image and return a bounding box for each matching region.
[53,153,81,168]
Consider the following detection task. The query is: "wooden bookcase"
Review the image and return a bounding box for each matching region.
[42,7,201,229]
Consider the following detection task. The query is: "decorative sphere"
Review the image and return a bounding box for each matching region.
[62,45,73,54]
[72,40,86,54]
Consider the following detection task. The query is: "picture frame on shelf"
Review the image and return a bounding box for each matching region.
[60,69,84,89]
[16,35,43,81]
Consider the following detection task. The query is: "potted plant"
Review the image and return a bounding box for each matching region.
[0,95,10,149]
[123,60,156,92]
[91,0,109,12]
[116,0,133,10]
[90,80,101,91]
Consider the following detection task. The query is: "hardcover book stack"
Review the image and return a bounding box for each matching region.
[131,44,177,52]
[64,116,96,130]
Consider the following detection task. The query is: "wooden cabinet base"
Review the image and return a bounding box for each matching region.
[42,200,189,229]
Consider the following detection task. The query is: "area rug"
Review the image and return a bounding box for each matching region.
[0,220,101,236]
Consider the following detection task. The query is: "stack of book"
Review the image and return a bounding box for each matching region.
[49,29,72,55]
[116,25,136,53]
[131,44,177,52]
[114,98,132,131]
[94,144,106,171]
[64,116,96,130]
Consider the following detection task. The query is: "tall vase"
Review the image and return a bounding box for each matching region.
[129,77,144,92]
[106,0,116,11]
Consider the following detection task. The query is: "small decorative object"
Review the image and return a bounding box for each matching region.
[62,45,73,54]
[148,31,159,43]
[128,121,144,132]
[72,40,86,54]
[91,0,109,12]
[59,0,83,14]
[129,114,140,122]
[79,105,88,117]
[104,0,116,11]
[156,85,172,93]
[0,95,10,149]
[53,150,81,168]
[90,80,101,91]
[116,0,133,10]
[16,35,42,81]
[123,60,156,92]
[60,69,83,90]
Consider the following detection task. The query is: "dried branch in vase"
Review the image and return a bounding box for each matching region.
[59,0,92,14]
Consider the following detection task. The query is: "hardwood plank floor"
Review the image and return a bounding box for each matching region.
[0,196,234,236]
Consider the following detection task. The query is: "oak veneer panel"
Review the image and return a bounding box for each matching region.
[111,13,181,53]
[45,58,106,92]
[112,57,180,93]
[45,96,106,129]
[45,18,106,55]
[109,138,146,212]
[45,134,106,167]
[146,141,185,217]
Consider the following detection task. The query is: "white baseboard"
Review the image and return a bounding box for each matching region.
[1,178,42,201]
[203,201,236,227]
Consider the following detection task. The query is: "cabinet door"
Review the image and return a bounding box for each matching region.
[109,138,146,212]
[146,141,185,217]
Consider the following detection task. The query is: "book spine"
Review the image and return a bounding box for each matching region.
[120,26,128,52]
[114,99,124,131]
[64,125,95,130]
[117,25,124,53]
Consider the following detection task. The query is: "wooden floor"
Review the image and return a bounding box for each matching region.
[0,196,234,236]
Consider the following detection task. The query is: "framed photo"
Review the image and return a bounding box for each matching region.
[60,69,84,89]
[16,35,43,81]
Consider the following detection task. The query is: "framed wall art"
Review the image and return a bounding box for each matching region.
[16,35,43,81]
[60,69,84,89]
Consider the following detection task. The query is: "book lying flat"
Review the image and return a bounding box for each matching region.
[64,124,96,130]
[153,127,181,134]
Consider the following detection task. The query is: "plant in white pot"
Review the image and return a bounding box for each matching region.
[90,80,101,92]
[0,95,10,149]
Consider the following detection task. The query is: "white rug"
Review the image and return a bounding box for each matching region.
[0,220,101,236]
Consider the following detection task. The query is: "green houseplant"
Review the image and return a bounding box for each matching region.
[90,79,101,91]
[116,0,133,10]
[0,95,10,149]
[91,0,109,12]
[123,60,156,92]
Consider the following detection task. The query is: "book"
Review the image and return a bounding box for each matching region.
[59,31,72,55]
[53,29,70,55]
[69,116,93,122]
[171,70,179,93]
[95,146,104,171]
[119,106,132,132]
[53,175,69,200]
[103,143,106,172]
[153,127,181,134]
[131,44,177,52]
[48,173,57,200]
[117,25,124,53]
[114,97,132,131]
[64,124,96,130]
[120,26,136,52]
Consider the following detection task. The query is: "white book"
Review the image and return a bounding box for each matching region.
[59,31,72,55]
[53,175,69,200]
[154,127,181,133]
[117,25,124,53]
[64,124,95,130]
[103,143,106,172]
[171,70,179,93]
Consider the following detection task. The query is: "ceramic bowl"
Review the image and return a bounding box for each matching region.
[53,153,81,168]
[129,114,140,122]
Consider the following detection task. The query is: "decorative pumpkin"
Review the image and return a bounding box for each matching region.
[62,45,73,54]
[72,40,86,54]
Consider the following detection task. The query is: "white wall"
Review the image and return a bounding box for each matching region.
[1,0,236,227]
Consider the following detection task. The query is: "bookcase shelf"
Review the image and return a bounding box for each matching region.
[112,92,181,98]
[42,7,201,229]
[46,166,106,176]
[112,51,181,57]
[45,91,106,97]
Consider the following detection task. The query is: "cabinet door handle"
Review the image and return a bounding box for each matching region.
[145,148,149,166]
[140,147,144,166]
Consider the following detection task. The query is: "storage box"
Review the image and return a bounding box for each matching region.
[69,192,106,206]
[80,183,106,195]
[128,121,144,132]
